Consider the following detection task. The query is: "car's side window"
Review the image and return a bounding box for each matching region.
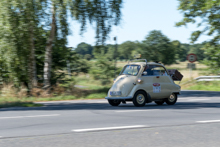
[142,65,154,76]
[142,65,168,76]
[152,66,168,76]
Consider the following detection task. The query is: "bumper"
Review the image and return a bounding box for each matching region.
[105,96,133,100]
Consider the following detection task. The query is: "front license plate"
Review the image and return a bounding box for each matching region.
[110,91,121,96]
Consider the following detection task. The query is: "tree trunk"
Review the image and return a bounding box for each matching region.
[28,8,37,90]
[43,5,56,89]
[29,26,37,88]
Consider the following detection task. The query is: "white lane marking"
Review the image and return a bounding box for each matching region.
[178,98,191,100]
[178,98,211,100]
[0,114,60,119]
[115,109,159,113]
[73,125,146,132]
[196,120,220,123]
[187,99,210,101]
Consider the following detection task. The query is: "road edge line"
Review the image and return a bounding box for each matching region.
[72,125,146,132]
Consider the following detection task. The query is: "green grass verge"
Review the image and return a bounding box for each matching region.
[0,91,108,109]
[0,101,43,109]
[85,93,106,99]
[184,81,220,91]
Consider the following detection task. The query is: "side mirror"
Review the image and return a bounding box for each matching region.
[142,71,147,75]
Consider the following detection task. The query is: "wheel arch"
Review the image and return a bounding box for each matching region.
[133,89,152,103]
[172,92,180,95]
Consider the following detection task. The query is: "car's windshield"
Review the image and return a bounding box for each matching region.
[120,65,141,76]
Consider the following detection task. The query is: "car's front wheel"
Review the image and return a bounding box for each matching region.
[165,93,177,105]
[133,91,146,107]
[108,100,121,106]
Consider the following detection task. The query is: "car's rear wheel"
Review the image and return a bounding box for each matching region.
[155,100,164,105]
[165,93,177,105]
[133,91,146,107]
[108,100,121,106]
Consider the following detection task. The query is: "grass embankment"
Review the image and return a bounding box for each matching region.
[0,87,110,109]
[0,101,43,109]
[0,91,109,109]
[0,75,110,108]
[180,81,220,91]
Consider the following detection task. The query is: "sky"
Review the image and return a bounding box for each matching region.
[67,0,211,48]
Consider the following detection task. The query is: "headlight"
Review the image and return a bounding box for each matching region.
[137,78,142,83]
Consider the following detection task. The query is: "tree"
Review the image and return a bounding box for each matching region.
[176,0,220,72]
[75,42,93,58]
[142,30,176,65]
[101,44,114,61]
[84,54,92,60]
[90,58,115,85]
[43,0,123,88]
[0,0,44,88]
[90,46,115,85]
[118,41,137,60]
[188,44,205,61]
[171,40,188,62]
[43,2,57,89]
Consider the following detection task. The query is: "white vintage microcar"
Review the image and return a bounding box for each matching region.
[105,59,182,107]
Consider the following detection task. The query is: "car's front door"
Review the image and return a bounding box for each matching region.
[141,65,172,99]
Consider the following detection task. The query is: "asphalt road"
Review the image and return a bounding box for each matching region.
[0,90,220,147]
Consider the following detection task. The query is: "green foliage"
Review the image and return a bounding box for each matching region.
[203,43,220,74]
[71,58,90,75]
[105,44,116,61]
[70,0,123,44]
[90,47,115,85]
[172,40,185,62]
[0,0,123,88]
[51,48,90,84]
[58,76,76,92]
[84,54,92,60]
[185,81,220,91]
[90,59,115,85]
[188,44,205,61]
[75,42,93,59]
[118,41,138,60]
[177,0,220,70]
[0,101,43,109]
[176,0,220,43]
[0,0,44,85]
[142,30,176,65]
[73,36,207,65]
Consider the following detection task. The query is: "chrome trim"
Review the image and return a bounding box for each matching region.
[105,96,133,100]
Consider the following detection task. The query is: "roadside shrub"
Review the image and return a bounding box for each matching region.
[0,84,27,98]
[89,58,115,85]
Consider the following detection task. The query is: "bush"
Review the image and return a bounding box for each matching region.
[89,58,115,85]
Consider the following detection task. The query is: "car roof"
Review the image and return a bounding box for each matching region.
[127,62,165,67]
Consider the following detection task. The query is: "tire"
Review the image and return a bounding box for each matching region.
[108,100,121,106]
[133,91,147,107]
[155,100,164,105]
[165,93,177,105]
